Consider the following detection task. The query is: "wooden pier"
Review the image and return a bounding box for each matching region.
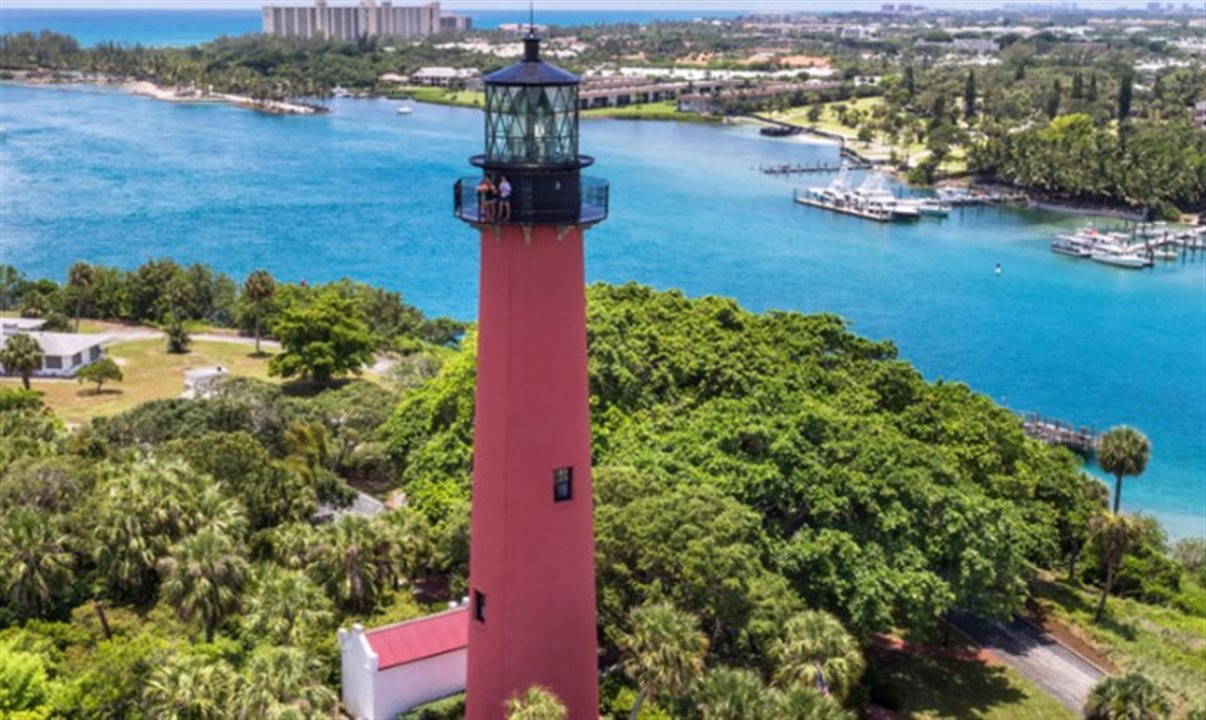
[1018,412,1101,454]
[760,161,867,175]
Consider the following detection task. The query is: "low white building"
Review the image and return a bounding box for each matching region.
[0,319,107,378]
[183,366,230,399]
[410,66,480,88]
[339,607,468,719]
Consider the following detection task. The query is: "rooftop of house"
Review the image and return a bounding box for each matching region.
[0,317,47,332]
[314,490,386,524]
[0,327,107,358]
[362,607,469,670]
[184,366,231,382]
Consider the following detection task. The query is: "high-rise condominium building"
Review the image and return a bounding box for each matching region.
[262,1,469,41]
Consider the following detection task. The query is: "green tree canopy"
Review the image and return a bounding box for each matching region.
[76,356,123,394]
[1,333,44,390]
[1098,426,1151,514]
[505,686,568,720]
[158,527,250,643]
[269,291,375,384]
[617,601,709,720]
[1084,672,1171,720]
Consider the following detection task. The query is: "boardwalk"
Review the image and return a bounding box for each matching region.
[1019,412,1100,453]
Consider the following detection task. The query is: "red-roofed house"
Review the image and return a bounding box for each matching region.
[339,607,469,719]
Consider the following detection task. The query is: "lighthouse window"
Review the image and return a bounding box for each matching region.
[474,590,486,623]
[553,467,573,502]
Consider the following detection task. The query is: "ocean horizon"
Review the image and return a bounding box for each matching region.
[0,7,745,47]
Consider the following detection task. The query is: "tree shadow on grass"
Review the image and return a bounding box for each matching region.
[279,377,355,398]
[1031,578,1139,641]
[77,388,125,398]
[866,647,1028,719]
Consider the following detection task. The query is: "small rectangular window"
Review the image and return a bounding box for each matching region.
[473,590,486,623]
[553,467,573,503]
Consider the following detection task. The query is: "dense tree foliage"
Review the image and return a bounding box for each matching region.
[386,284,1103,643]
[2,281,1201,716]
[969,114,1206,213]
[1085,672,1172,720]
[269,291,376,384]
[0,260,464,354]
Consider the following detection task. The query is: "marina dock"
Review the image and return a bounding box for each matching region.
[761,161,867,175]
[1019,412,1101,454]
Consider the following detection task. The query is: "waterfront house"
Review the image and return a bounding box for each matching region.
[411,67,480,89]
[0,319,107,378]
[339,608,469,719]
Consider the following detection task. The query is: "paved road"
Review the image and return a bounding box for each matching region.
[949,611,1104,712]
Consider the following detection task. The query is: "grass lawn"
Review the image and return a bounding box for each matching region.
[1032,576,1206,711]
[1,338,276,425]
[777,96,885,136]
[396,85,484,109]
[583,100,717,124]
[867,648,1077,719]
[773,97,930,162]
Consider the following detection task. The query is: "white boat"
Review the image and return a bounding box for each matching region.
[917,199,951,217]
[795,167,925,222]
[396,105,414,115]
[1051,234,1092,257]
[1090,248,1150,269]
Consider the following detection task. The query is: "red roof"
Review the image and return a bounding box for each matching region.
[366,608,469,670]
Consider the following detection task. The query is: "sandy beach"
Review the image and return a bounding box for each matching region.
[123,79,321,115]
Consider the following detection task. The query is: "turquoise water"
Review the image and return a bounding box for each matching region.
[1,83,1203,537]
[0,8,744,47]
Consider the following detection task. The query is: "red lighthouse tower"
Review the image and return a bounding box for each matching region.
[453,33,609,720]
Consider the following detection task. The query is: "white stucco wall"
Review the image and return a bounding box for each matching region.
[339,624,468,720]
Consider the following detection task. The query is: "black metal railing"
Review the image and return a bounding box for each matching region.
[454,174,609,227]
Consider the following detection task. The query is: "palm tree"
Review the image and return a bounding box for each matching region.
[693,667,773,720]
[67,261,95,331]
[617,601,709,720]
[1098,426,1151,513]
[0,332,44,389]
[242,565,334,645]
[93,460,201,600]
[1092,513,1138,623]
[236,646,337,717]
[311,515,397,612]
[0,509,73,619]
[243,269,275,355]
[770,610,865,702]
[1084,672,1171,720]
[773,688,853,719]
[143,654,243,720]
[194,484,247,540]
[158,527,249,643]
[505,686,568,720]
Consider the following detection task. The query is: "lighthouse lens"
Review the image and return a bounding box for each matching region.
[485,83,579,166]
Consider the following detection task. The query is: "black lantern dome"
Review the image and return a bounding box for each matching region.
[477,36,586,170]
[454,34,608,227]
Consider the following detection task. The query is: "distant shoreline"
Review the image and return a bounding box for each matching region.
[4,70,325,116]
